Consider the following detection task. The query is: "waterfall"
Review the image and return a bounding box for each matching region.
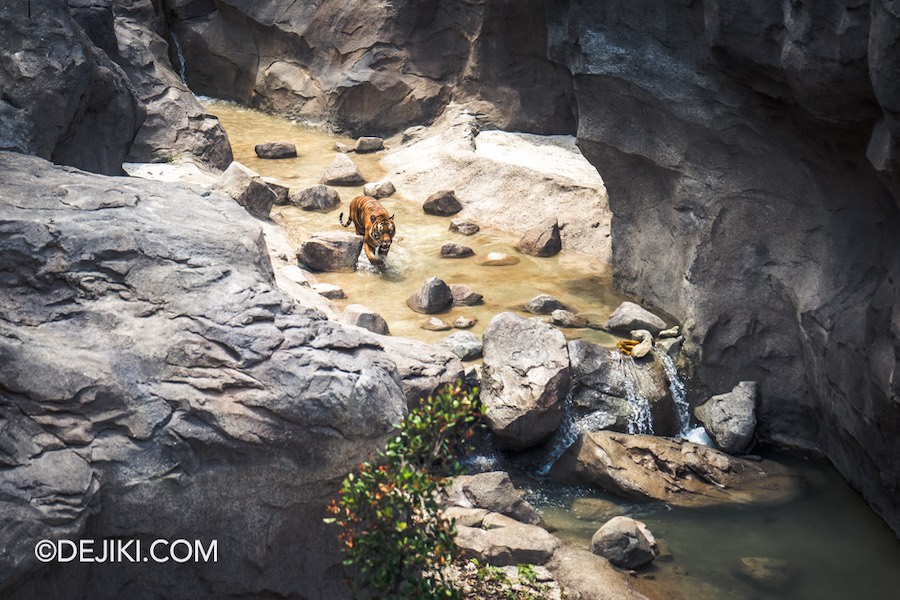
[535,392,579,476]
[622,375,654,435]
[654,348,691,436]
[170,31,187,83]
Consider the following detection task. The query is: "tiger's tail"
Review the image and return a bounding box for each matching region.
[339,212,351,227]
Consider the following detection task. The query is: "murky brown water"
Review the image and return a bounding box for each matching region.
[204,99,626,345]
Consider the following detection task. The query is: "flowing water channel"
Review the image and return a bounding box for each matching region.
[203,99,900,600]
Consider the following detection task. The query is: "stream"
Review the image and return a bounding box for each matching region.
[203,99,900,600]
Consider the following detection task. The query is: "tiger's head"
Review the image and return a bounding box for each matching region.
[369,213,395,260]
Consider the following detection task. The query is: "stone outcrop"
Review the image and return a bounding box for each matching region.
[166,0,574,136]
[590,516,658,569]
[545,0,900,535]
[481,313,570,450]
[695,381,758,454]
[321,153,365,186]
[213,161,279,218]
[0,151,466,598]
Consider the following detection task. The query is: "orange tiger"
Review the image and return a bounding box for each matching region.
[339,195,396,268]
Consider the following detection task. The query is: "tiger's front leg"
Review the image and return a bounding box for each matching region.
[363,243,385,268]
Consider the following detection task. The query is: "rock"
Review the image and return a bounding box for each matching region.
[421,317,452,331]
[591,516,658,569]
[311,283,346,299]
[551,309,588,328]
[479,252,520,267]
[376,336,465,408]
[446,472,542,525]
[254,142,297,159]
[263,177,291,205]
[450,285,484,306]
[355,136,384,153]
[213,161,280,218]
[442,506,489,528]
[515,217,562,257]
[322,153,365,186]
[568,431,801,507]
[340,304,390,335]
[0,151,409,599]
[659,326,680,338]
[453,315,477,329]
[423,190,463,216]
[455,523,558,567]
[526,294,569,314]
[547,547,649,600]
[290,184,341,211]
[656,336,683,357]
[694,382,758,454]
[450,218,480,235]
[568,339,677,435]
[296,231,363,272]
[441,243,475,258]
[482,512,523,529]
[362,179,396,198]
[604,302,667,336]
[571,498,627,522]
[437,332,483,361]
[628,329,654,359]
[481,313,570,449]
[334,141,352,153]
[406,277,453,314]
[735,557,797,590]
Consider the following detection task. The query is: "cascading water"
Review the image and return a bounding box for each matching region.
[654,348,690,436]
[622,375,654,435]
[170,31,187,83]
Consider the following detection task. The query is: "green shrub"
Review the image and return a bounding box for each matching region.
[325,382,484,599]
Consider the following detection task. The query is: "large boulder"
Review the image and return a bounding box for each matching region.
[423,190,463,216]
[406,277,453,314]
[0,151,413,599]
[603,302,667,336]
[694,381,758,454]
[455,523,558,567]
[255,142,297,158]
[321,153,364,186]
[481,313,570,449]
[340,304,390,336]
[591,516,658,569]
[446,471,541,525]
[213,161,280,217]
[515,217,562,257]
[296,231,363,272]
[290,184,341,211]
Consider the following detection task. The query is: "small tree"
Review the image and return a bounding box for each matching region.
[325,382,483,599]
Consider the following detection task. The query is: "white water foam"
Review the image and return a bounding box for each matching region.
[654,348,691,436]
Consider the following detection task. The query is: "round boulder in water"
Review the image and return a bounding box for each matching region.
[406,277,453,314]
[604,301,667,335]
[296,231,363,272]
[591,516,658,569]
[440,243,474,258]
[290,184,340,211]
[340,304,390,336]
[479,252,519,267]
[525,294,568,314]
[254,142,297,159]
[694,381,758,454]
[322,153,365,186]
[423,190,463,216]
[450,218,480,235]
[450,284,484,306]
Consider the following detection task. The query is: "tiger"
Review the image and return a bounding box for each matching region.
[339,195,396,268]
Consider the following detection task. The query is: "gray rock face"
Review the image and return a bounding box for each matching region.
[423,190,463,216]
[550,309,588,328]
[450,218,480,236]
[340,304,390,336]
[603,302,667,336]
[290,184,341,211]
[255,142,297,158]
[455,523,558,567]
[437,331,483,361]
[450,284,484,306]
[446,472,542,526]
[515,217,562,257]
[591,516,657,569]
[355,136,384,153]
[525,294,568,315]
[321,153,365,186]
[376,336,464,408]
[296,231,363,272]
[546,0,900,535]
[168,0,574,136]
[213,161,279,218]
[481,313,570,449]
[694,381,758,454]
[406,277,453,314]
[362,179,396,199]
[0,151,417,599]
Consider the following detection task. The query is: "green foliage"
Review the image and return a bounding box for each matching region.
[326,382,484,599]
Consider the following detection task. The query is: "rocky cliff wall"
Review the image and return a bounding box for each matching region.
[544,0,900,535]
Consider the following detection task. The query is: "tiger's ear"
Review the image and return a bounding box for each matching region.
[390,214,395,221]
[370,214,377,223]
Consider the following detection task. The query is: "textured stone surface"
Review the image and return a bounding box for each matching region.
[321,153,364,186]
[515,217,562,257]
[455,523,558,567]
[450,218,480,235]
[296,231,363,272]
[446,472,542,526]
[406,277,453,314]
[440,243,474,258]
[213,161,279,218]
[290,184,341,211]
[255,142,297,158]
[362,179,396,199]
[695,381,758,454]
[423,190,463,216]
[355,136,384,153]
[450,284,484,306]
[591,516,658,569]
[436,331,483,362]
[340,304,390,336]
[481,313,570,449]
[604,302,667,336]
[0,151,419,599]
[526,294,569,315]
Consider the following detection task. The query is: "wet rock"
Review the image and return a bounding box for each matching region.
[355,136,384,153]
[421,317,452,331]
[263,177,291,205]
[441,243,475,258]
[450,285,484,306]
[629,329,654,359]
[526,294,569,314]
[406,277,453,314]
[591,516,658,569]
[423,190,463,216]
[453,315,477,329]
[340,304,390,335]
[334,141,352,153]
[363,179,396,198]
[656,336,683,357]
[695,382,758,454]
[568,431,801,507]
[255,142,297,159]
[311,283,345,299]
[479,252,520,267]
[551,309,588,328]
[604,302,667,336]
[481,313,570,449]
[322,153,365,186]
[290,184,341,211]
[297,231,363,272]
[450,218,480,235]
[735,556,797,590]
[437,331,483,361]
[659,326,680,338]
[447,472,542,525]
[515,217,562,257]
[455,523,558,567]
[213,161,280,218]
[571,498,627,522]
